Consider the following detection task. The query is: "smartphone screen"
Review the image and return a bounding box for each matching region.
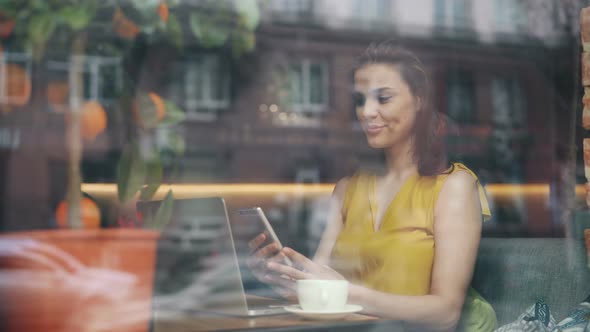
[236,207,293,266]
[231,207,293,299]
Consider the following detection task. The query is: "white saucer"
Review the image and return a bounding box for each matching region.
[283,304,363,320]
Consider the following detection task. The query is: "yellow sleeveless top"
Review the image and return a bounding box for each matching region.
[332,163,497,331]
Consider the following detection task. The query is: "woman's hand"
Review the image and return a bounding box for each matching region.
[266,247,345,285]
[246,233,297,300]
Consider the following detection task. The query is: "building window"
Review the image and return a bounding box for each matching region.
[271,0,314,18]
[489,77,527,185]
[167,54,230,121]
[434,0,473,30]
[46,55,122,107]
[491,77,525,127]
[494,0,527,34]
[286,59,328,113]
[353,0,392,22]
[446,69,475,123]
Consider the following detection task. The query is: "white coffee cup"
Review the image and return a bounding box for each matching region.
[296,279,349,312]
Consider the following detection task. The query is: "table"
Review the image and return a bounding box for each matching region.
[152,311,407,332]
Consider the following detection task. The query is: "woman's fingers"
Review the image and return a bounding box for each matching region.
[247,251,287,283]
[267,251,291,266]
[246,254,264,272]
[282,247,316,272]
[254,242,280,260]
[264,272,296,289]
[248,233,267,251]
[267,261,308,280]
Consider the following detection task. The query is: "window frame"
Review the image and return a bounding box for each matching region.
[493,0,527,35]
[271,0,315,19]
[353,0,392,22]
[490,76,526,126]
[286,58,329,114]
[168,53,231,122]
[434,0,473,31]
[46,55,122,106]
[446,68,477,124]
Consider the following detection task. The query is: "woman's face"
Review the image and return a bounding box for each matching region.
[353,63,419,149]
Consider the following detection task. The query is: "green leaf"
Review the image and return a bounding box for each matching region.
[167,130,185,156]
[0,1,19,16]
[167,0,182,7]
[189,12,229,48]
[139,156,163,201]
[31,0,49,11]
[234,0,260,31]
[203,25,230,48]
[189,12,202,39]
[202,26,230,48]
[130,0,160,28]
[232,30,255,58]
[117,143,148,203]
[166,13,183,49]
[157,128,185,159]
[130,0,159,15]
[152,190,174,229]
[139,183,161,201]
[59,6,93,31]
[28,13,55,46]
[159,100,186,126]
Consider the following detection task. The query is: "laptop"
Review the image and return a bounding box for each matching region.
[137,197,290,318]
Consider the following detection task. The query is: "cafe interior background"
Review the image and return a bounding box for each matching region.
[1,0,590,331]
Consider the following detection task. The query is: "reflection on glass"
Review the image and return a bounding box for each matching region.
[0,0,589,331]
[309,63,324,105]
[447,69,475,123]
[434,0,472,30]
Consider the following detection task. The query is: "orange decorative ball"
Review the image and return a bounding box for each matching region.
[158,2,169,23]
[0,64,31,108]
[0,11,15,38]
[112,7,140,39]
[80,100,107,141]
[55,197,101,229]
[148,92,166,120]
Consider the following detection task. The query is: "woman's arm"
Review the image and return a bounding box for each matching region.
[311,177,349,265]
[250,177,350,297]
[347,171,483,331]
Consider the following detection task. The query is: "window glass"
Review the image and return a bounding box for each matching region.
[447,69,476,123]
[434,0,472,30]
[0,2,588,332]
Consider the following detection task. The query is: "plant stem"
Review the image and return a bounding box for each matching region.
[66,33,87,229]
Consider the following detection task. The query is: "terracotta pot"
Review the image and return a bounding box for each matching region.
[0,229,159,332]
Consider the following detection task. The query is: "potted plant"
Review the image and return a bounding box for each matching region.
[0,1,260,331]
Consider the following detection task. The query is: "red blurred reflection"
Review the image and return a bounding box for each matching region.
[0,229,158,332]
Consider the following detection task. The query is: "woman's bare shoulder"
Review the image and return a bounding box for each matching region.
[442,169,478,190]
[333,176,351,199]
[435,168,480,218]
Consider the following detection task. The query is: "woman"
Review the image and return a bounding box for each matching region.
[248,42,497,332]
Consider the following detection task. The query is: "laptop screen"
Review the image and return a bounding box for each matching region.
[137,197,281,317]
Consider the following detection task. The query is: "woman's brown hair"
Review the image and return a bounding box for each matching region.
[353,41,449,176]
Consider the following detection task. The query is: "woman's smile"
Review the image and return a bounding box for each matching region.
[364,123,388,135]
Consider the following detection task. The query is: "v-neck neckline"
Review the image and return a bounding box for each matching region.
[369,171,418,233]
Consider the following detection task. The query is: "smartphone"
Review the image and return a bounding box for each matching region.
[237,207,293,267]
